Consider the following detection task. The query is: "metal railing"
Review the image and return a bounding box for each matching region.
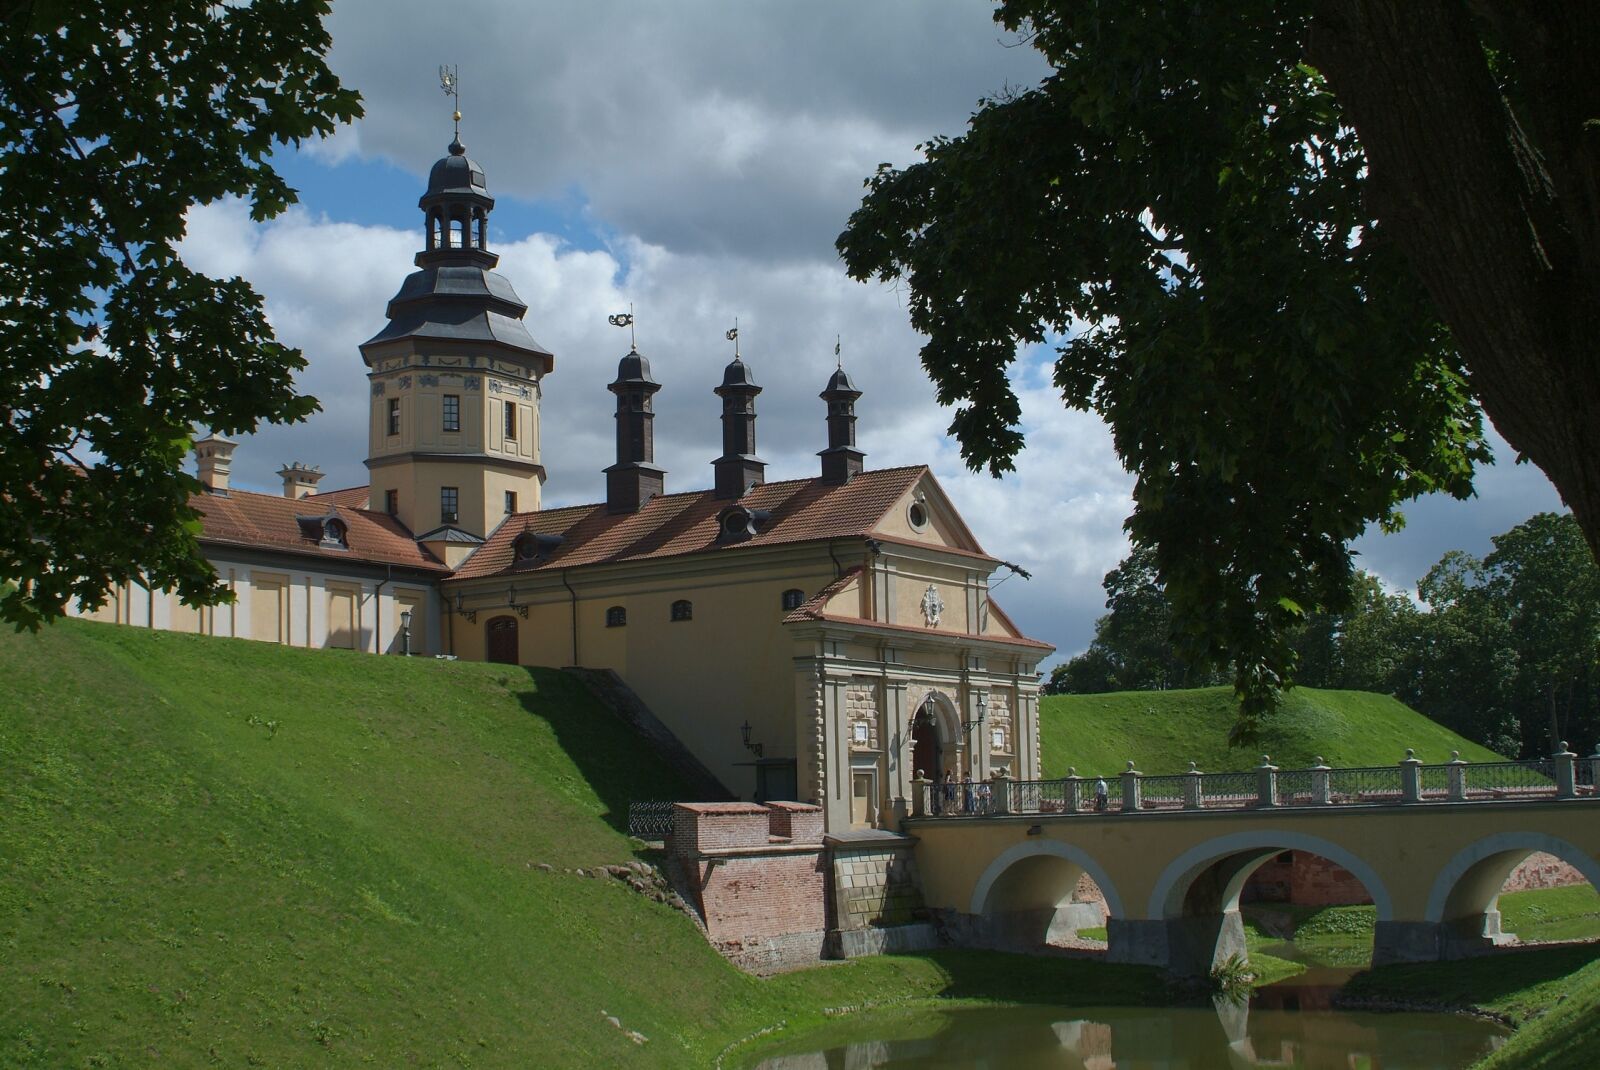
[908,745,1598,821]
[627,800,678,839]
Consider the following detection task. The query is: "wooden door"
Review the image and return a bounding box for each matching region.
[486,616,519,664]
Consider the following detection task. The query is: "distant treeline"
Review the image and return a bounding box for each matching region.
[1047,513,1600,759]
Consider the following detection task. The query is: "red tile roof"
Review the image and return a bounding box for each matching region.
[303,484,371,509]
[452,466,930,579]
[782,567,863,624]
[191,488,446,571]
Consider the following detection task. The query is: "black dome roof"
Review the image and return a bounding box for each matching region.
[612,347,659,386]
[822,366,861,396]
[426,137,487,198]
[719,357,759,390]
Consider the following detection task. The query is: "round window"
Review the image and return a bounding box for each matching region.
[907,501,929,530]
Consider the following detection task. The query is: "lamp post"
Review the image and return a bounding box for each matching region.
[399,609,412,657]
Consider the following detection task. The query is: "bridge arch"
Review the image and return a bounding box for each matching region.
[1150,829,1393,922]
[970,840,1125,917]
[1425,832,1600,927]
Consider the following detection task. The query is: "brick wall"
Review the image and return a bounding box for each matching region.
[1501,851,1586,892]
[671,802,770,856]
[1244,849,1587,907]
[766,800,824,843]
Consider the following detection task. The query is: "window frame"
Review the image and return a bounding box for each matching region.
[385,489,399,516]
[504,490,518,515]
[604,605,626,628]
[442,394,461,433]
[670,599,693,622]
[503,401,517,441]
[440,486,459,525]
[387,398,401,437]
[781,588,806,612]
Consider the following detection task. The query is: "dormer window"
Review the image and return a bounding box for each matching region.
[781,588,806,612]
[511,530,563,568]
[295,511,349,550]
[717,505,772,544]
[321,518,348,549]
[670,599,692,622]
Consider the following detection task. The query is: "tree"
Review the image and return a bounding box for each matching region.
[838,0,1597,734]
[0,1,360,628]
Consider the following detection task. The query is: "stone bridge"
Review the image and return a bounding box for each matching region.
[906,749,1600,974]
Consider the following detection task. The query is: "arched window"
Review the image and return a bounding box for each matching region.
[670,599,692,622]
[605,605,627,628]
[451,216,467,247]
[475,211,487,249]
[781,588,806,612]
[321,518,348,549]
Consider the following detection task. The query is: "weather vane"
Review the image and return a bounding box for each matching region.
[835,334,842,369]
[439,64,461,139]
[608,304,637,349]
[726,319,740,360]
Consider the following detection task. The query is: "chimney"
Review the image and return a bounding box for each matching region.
[604,346,666,513]
[278,462,325,499]
[194,435,237,495]
[818,365,865,484]
[713,357,765,499]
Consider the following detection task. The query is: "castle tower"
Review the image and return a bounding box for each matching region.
[712,357,764,499]
[604,345,666,514]
[818,365,864,484]
[359,135,554,537]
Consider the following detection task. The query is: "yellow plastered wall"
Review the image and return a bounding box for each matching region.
[890,559,976,633]
[326,582,359,649]
[251,572,288,644]
[876,481,977,551]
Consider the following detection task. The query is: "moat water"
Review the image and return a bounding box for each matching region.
[745,962,1507,1069]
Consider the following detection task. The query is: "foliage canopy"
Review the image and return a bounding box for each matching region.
[0,0,361,628]
[839,1,1599,732]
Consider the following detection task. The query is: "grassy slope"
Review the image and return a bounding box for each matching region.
[1344,947,1600,1070]
[1040,686,1504,778]
[0,621,1171,1068]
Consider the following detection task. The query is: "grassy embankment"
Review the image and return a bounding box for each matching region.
[1039,686,1503,777]
[2,620,1177,1068]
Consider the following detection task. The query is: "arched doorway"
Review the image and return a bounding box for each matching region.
[910,700,941,782]
[486,615,519,664]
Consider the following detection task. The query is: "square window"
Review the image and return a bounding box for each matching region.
[387,398,401,436]
[440,486,459,525]
[385,489,398,516]
[852,722,869,744]
[504,490,517,514]
[503,402,517,440]
[443,394,460,432]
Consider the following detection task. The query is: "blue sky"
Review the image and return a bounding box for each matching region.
[185,0,1565,665]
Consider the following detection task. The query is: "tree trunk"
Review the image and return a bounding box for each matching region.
[1308,1,1600,562]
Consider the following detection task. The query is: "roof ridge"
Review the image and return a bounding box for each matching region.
[529,465,929,515]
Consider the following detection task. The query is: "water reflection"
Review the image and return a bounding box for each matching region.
[749,988,1505,1069]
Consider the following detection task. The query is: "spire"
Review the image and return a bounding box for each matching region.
[417,68,494,272]
[604,310,665,513]
[819,348,865,484]
[713,328,764,499]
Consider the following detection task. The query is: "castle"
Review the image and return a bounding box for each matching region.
[75,135,1053,831]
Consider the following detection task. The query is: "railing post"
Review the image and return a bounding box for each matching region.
[993,772,1013,815]
[1554,742,1577,799]
[1063,768,1082,813]
[1400,749,1423,803]
[911,776,930,818]
[1256,755,1278,808]
[1311,756,1332,805]
[1121,760,1142,812]
[1589,747,1600,796]
[1183,761,1203,810]
[1447,750,1469,802]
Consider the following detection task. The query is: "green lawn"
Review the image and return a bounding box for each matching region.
[1345,946,1600,1069]
[1040,686,1504,778]
[0,620,1173,1067]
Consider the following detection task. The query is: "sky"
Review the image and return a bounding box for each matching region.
[179,0,1563,666]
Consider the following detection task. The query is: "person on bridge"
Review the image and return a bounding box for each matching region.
[1094,777,1109,812]
[942,770,956,815]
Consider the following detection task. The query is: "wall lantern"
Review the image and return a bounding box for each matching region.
[399,609,413,657]
[453,590,476,625]
[740,720,763,758]
[505,584,529,619]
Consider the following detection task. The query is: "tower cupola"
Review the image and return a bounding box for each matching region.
[605,346,666,513]
[713,357,765,499]
[818,364,865,484]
